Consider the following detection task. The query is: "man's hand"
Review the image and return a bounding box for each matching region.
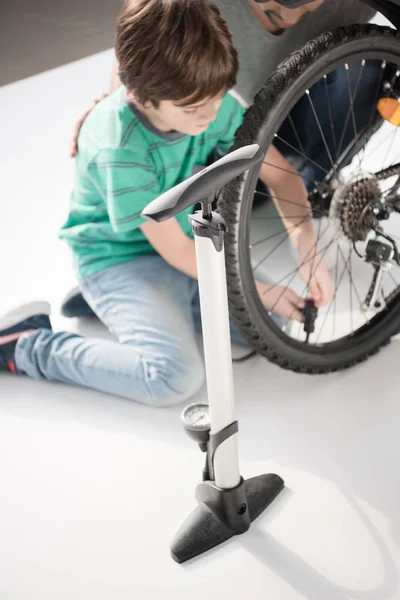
[297,244,333,308]
[256,281,305,322]
[259,145,333,308]
[70,93,108,158]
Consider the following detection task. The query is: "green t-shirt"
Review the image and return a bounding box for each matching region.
[59,87,245,279]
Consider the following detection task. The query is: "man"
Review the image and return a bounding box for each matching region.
[216,0,375,106]
[71,0,376,154]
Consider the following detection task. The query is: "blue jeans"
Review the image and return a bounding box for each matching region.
[15,256,256,407]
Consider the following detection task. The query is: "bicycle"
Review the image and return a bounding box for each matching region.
[218,0,400,373]
[63,0,400,374]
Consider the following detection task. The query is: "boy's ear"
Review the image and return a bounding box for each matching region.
[127,89,137,103]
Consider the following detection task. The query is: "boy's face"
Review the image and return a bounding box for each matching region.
[153,94,225,136]
[252,0,325,33]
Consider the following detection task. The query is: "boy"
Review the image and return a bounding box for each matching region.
[0,0,331,406]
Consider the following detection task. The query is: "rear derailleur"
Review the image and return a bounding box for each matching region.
[361,237,395,312]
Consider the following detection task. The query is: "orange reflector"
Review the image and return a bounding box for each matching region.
[377,97,400,126]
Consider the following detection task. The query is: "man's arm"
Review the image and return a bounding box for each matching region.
[70,58,122,157]
[260,145,333,307]
[259,145,315,252]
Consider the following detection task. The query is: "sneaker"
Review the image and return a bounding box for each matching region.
[61,287,96,319]
[0,301,52,373]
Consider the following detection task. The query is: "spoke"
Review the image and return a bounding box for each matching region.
[251,215,310,272]
[273,134,330,176]
[283,237,337,325]
[393,69,400,88]
[260,221,334,297]
[384,233,400,242]
[345,63,363,172]
[315,249,354,343]
[381,127,399,172]
[355,61,386,167]
[286,288,310,327]
[357,132,379,169]
[368,126,397,163]
[262,237,334,294]
[348,246,354,334]
[314,242,367,342]
[250,227,288,249]
[287,114,306,154]
[254,188,326,218]
[337,60,365,159]
[305,89,336,172]
[306,218,322,292]
[315,244,369,343]
[382,176,400,198]
[357,125,398,166]
[251,214,315,220]
[332,245,340,339]
[388,270,400,289]
[387,68,400,95]
[336,244,370,319]
[323,74,338,161]
[262,159,319,187]
[367,60,386,134]
[250,218,312,249]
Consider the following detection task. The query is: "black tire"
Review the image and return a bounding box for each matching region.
[219,24,400,374]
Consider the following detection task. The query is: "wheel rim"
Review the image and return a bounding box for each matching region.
[235,43,400,355]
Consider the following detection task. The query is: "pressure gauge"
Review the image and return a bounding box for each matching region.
[181,402,211,444]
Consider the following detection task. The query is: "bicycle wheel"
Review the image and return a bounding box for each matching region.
[219,24,400,373]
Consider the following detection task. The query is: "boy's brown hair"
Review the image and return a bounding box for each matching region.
[116,0,238,106]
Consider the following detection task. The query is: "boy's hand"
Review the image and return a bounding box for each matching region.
[70,93,108,157]
[297,245,333,308]
[256,281,305,322]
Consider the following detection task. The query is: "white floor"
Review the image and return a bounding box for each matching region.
[2,40,400,600]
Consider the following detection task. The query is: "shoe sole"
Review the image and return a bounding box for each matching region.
[0,301,51,330]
